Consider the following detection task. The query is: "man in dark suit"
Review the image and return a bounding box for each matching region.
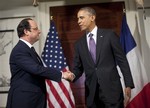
[72,7,134,108]
[6,18,73,108]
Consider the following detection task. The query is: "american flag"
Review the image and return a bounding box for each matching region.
[41,20,75,108]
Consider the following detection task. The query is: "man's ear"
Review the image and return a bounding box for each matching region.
[24,29,30,36]
[91,15,96,22]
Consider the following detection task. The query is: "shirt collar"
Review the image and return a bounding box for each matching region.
[86,26,98,37]
[20,38,32,48]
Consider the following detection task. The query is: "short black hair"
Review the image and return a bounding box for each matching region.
[79,7,96,16]
[17,18,33,38]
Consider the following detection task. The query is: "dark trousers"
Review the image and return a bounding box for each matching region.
[88,83,124,108]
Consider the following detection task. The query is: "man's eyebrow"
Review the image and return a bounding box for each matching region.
[78,16,84,18]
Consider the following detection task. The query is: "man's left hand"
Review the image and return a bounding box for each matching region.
[124,87,131,107]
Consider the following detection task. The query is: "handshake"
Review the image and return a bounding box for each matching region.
[62,70,75,82]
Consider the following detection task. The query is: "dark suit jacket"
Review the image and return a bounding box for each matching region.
[6,40,62,108]
[73,29,134,107]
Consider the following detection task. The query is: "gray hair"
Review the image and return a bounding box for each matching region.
[79,7,96,16]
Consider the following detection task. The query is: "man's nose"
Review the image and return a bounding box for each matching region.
[38,30,41,34]
[78,19,81,25]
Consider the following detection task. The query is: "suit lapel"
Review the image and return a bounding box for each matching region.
[30,48,43,65]
[96,29,104,64]
[19,41,43,65]
[31,47,43,64]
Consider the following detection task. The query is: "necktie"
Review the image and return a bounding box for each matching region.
[31,47,42,64]
[89,33,96,63]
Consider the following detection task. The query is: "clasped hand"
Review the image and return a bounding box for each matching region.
[62,71,75,82]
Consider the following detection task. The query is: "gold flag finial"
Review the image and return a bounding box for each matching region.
[123,8,126,13]
[50,16,53,20]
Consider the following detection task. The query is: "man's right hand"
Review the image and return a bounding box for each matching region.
[62,71,75,82]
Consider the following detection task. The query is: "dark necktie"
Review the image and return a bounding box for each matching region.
[31,47,42,64]
[89,33,96,63]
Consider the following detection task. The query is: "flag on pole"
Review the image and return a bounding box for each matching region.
[41,20,75,108]
[120,14,150,108]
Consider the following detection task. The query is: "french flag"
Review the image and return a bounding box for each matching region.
[119,14,150,108]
